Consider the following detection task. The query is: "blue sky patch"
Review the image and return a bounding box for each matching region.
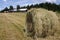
[0,0,60,10]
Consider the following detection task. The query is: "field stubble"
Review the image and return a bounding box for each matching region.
[0,10,60,40]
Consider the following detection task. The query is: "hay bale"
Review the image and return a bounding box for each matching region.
[25,8,59,39]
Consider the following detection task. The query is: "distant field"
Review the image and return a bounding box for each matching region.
[0,10,60,40]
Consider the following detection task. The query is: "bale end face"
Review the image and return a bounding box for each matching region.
[26,8,59,39]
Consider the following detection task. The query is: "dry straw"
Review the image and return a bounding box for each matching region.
[26,8,59,40]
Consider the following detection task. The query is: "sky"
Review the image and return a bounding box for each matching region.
[0,0,60,10]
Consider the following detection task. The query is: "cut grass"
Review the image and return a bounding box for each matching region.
[0,9,60,40]
[0,13,26,40]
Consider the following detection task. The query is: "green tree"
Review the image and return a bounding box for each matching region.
[4,7,9,11]
[27,5,30,9]
[17,5,20,11]
[9,6,13,10]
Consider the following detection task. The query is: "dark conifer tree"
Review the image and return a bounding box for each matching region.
[17,5,20,11]
[9,6,13,10]
[4,7,9,11]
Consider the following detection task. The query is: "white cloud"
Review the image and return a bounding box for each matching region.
[3,0,7,2]
[45,0,56,3]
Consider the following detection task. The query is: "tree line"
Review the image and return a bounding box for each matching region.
[0,2,60,12]
[26,2,60,12]
[0,5,21,12]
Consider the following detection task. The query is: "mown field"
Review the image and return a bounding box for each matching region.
[0,12,27,40]
[0,11,60,40]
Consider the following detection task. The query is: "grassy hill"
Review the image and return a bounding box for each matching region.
[0,8,60,40]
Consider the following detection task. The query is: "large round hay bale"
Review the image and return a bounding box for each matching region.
[26,8,59,39]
